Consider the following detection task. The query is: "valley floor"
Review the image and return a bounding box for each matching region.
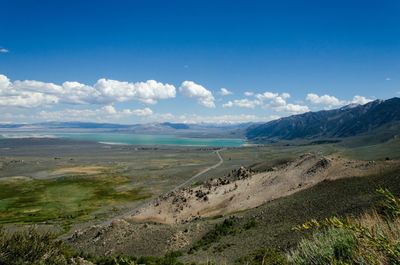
[1,136,400,263]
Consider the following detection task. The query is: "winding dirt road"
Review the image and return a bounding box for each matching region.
[101,148,225,225]
[173,148,224,191]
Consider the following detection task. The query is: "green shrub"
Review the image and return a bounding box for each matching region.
[377,187,400,218]
[91,251,184,265]
[0,227,72,265]
[289,188,400,264]
[288,227,356,264]
[236,248,288,265]
[189,218,237,253]
[243,218,257,230]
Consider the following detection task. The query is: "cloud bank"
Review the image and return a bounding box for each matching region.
[306,93,373,107]
[0,74,176,107]
[0,73,379,124]
[224,91,309,114]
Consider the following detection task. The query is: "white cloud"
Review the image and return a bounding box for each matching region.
[255,92,279,101]
[219,88,233,96]
[222,99,262,109]
[350,95,373,105]
[254,91,308,114]
[244,91,254,97]
[179,81,215,108]
[102,105,117,115]
[0,74,176,107]
[222,91,308,114]
[274,103,310,114]
[121,107,153,116]
[94,79,176,104]
[38,106,153,122]
[0,48,9,53]
[149,113,279,124]
[306,93,373,107]
[281,92,291,99]
[306,93,344,106]
[0,93,59,108]
[0,74,11,92]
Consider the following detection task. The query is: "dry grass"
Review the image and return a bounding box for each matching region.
[289,189,400,264]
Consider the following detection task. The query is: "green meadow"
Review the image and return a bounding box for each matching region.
[0,175,150,226]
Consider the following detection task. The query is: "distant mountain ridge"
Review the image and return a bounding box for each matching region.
[0,121,247,139]
[246,97,400,141]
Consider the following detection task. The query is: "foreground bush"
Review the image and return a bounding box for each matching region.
[0,227,71,265]
[288,227,356,264]
[288,188,400,264]
[236,248,288,265]
[88,251,184,265]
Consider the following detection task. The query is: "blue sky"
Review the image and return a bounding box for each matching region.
[0,0,399,123]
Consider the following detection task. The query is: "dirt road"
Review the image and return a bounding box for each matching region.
[100,148,225,226]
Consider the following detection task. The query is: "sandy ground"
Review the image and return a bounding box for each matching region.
[129,154,394,224]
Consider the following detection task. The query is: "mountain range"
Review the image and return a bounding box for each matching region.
[246,97,400,141]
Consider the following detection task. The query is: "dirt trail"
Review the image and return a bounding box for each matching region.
[129,154,395,224]
[173,148,224,191]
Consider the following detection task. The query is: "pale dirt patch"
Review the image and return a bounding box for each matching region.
[52,166,108,175]
[0,176,32,181]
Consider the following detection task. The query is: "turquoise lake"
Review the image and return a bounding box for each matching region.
[0,132,245,147]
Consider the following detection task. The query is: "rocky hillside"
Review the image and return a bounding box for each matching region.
[246,97,400,141]
[129,154,387,224]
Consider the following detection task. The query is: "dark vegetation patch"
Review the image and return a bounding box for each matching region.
[86,251,185,265]
[0,227,73,265]
[235,248,288,265]
[189,217,237,253]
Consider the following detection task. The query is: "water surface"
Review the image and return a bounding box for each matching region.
[0,132,244,147]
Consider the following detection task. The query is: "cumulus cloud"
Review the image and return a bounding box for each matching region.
[255,91,309,114]
[306,93,344,106]
[121,107,153,116]
[255,92,279,101]
[223,99,262,109]
[38,106,153,122]
[0,74,11,92]
[179,81,215,108]
[274,103,310,114]
[306,93,373,107]
[222,91,308,114]
[350,95,373,105]
[94,79,176,104]
[0,48,8,53]
[149,113,279,124]
[244,91,254,96]
[219,88,233,96]
[0,93,59,108]
[0,74,176,107]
